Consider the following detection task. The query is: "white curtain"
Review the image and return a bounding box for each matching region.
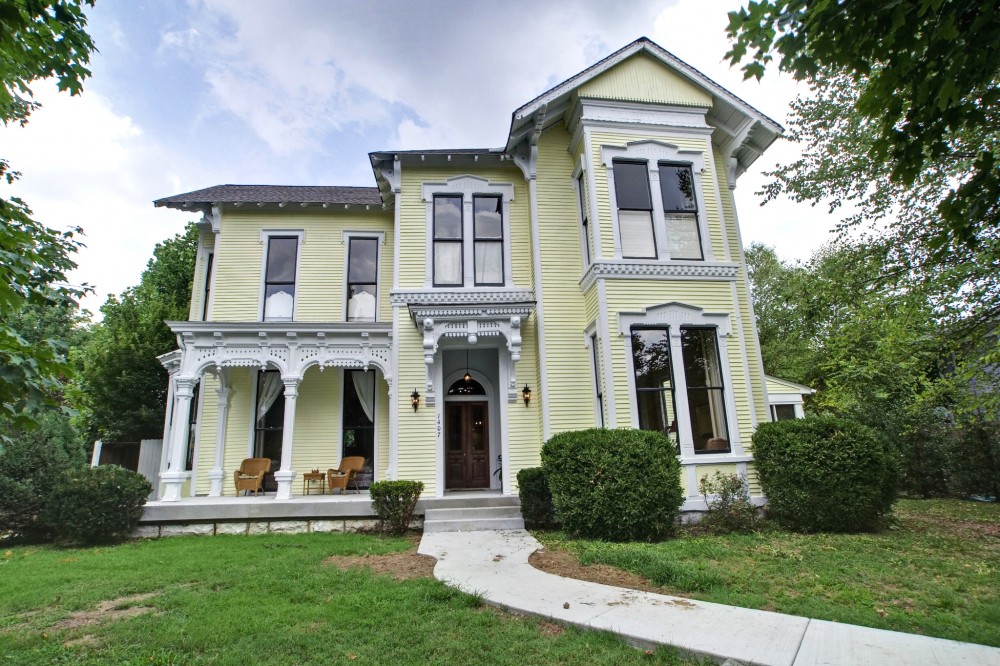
[351,370,375,424]
[256,372,283,423]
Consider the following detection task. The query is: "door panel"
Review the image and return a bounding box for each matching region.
[445,401,490,489]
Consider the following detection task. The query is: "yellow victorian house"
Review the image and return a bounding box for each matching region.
[151,38,781,521]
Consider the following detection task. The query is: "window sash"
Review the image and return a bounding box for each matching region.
[473,195,504,286]
[578,174,591,265]
[619,210,657,259]
[264,237,297,321]
[681,327,729,453]
[631,328,680,447]
[346,237,378,322]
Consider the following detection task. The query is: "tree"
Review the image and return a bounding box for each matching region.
[76,224,198,442]
[726,1,1000,251]
[0,0,96,427]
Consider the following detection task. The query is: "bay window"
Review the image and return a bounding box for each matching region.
[681,327,729,452]
[613,160,657,259]
[659,163,703,260]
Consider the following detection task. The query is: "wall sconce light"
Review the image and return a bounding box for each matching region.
[410,389,420,411]
[522,384,531,407]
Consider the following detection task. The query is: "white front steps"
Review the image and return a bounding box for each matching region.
[423,499,524,533]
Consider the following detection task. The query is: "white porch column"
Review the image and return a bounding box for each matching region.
[207,374,231,497]
[160,377,196,502]
[273,377,300,500]
[159,372,177,484]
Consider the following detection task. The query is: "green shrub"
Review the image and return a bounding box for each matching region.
[517,467,557,528]
[43,465,152,544]
[0,414,87,543]
[540,428,683,541]
[369,480,424,535]
[752,416,898,532]
[698,471,758,534]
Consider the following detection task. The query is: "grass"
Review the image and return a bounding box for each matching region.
[536,499,1000,647]
[0,532,702,665]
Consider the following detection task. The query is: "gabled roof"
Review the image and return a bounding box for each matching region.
[154,185,382,212]
[765,375,815,395]
[505,37,782,177]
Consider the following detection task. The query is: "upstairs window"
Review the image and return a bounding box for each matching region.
[201,252,213,321]
[613,160,657,259]
[659,163,702,260]
[347,237,379,322]
[578,173,591,265]
[473,195,503,286]
[263,236,297,321]
[433,195,463,287]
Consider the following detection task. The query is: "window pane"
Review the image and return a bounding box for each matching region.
[266,237,297,283]
[347,284,377,321]
[348,238,378,283]
[613,161,652,209]
[434,196,462,239]
[434,242,462,285]
[619,210,657,259]
[474,196,502,239]
[636,389,678,437]
[475,241,503,284]
[264,284,294,320]
[631,330,673,389]
[689,388,729,452]
[681,328,723,387]
[773,404,797,421]
[666,217,703,260]
[659,164,697,212]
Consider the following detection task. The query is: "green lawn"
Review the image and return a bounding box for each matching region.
[535,499,1000,647]
[0,532,697,665]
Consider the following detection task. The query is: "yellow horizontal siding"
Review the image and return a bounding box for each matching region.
[536,126,596,436]
[222,369,253,497]
[507,315,542,487]
[395,317,438,493]
[211,208,392,322]
[194,374,218,495]
[290,366,343,475]
[579,53,713,108]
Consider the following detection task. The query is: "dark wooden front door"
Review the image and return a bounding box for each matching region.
[445,401,490,489]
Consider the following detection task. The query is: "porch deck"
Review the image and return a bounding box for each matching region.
[140,490,514,524]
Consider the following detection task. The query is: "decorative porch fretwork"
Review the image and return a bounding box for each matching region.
[165,321,393,383]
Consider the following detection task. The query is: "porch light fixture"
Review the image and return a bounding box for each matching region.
[410,389,420,411]
[522,384,531,407]
[463,348,472,383]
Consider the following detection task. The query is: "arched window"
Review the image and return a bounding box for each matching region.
[447,378,486,395]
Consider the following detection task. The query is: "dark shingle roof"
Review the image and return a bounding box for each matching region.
[154,184,382,210]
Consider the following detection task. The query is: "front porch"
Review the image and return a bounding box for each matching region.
[137,490,518,537]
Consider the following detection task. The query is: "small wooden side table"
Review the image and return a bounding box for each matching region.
[302,471,326,495]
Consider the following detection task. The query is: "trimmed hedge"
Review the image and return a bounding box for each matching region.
[516,467,557,528]
[369,480,424,535]
[752,416,898,532]
[44,465,152,544]
[541,429,684,541]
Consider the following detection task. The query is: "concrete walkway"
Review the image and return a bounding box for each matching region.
[418,529,1000,666]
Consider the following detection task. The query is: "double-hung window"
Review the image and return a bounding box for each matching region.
[613,161,657,259]
[681,327,729,453]
[631,328,679,446]
[433,195,463,287]
[659,163,703,260]
[473,195,504,286]
[263,236,298,321]
[578,173,591,265]
[346,237,379,322]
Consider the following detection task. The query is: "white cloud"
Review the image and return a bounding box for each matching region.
[0,82,204,317]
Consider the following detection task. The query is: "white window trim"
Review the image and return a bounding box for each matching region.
[258,229,305,322]
[341,230,385,323]
[619,302,742,459]
[602,141,714,262]
[584,324,604,428]
[422,176,515,289]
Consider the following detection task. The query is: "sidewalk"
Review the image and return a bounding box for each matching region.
[418,529,1000,666]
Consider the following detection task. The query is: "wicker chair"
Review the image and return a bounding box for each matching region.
[234,458,271,496]
[327,456,366,495]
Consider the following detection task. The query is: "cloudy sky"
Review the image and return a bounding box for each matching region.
[3,0,834,317]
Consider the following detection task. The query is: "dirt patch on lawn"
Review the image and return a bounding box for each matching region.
[529,548,675,596]
[324,549,437,581]
[905,514,1000,539]
[51,592,159,632]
